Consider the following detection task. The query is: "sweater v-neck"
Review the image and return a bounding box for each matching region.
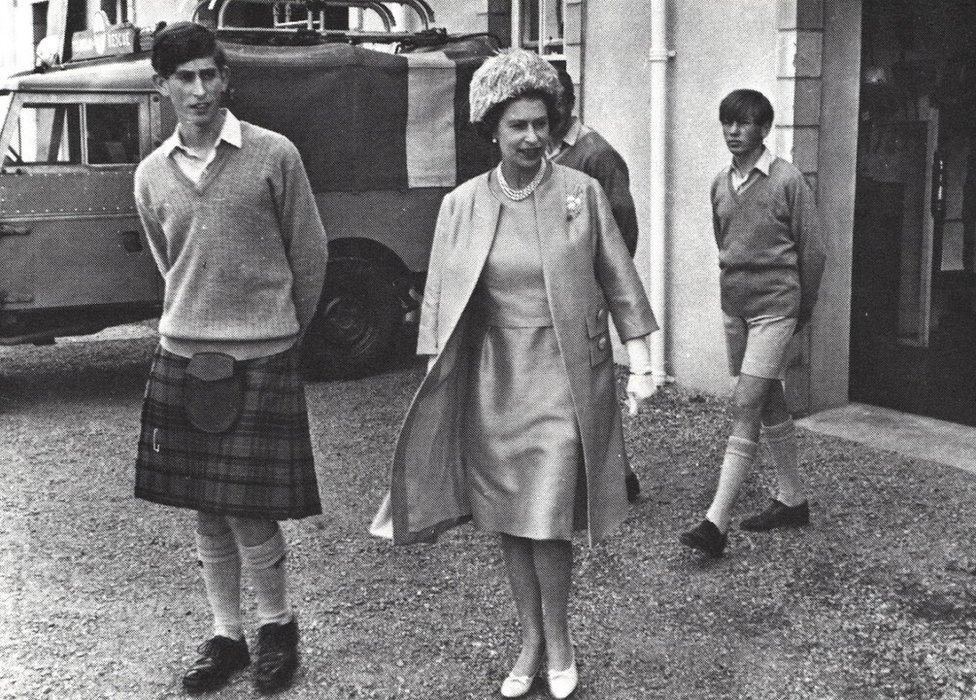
[166,139,237,196]
[725,165,771,207]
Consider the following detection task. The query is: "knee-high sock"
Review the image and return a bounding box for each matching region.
[763,418,805,506]
[240,528,292,627]
[196,531,243,640]
[706,436,758,532]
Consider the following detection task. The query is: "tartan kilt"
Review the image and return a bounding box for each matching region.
[135,345,321,520]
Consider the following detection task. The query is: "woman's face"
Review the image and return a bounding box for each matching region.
[494,96,550,172]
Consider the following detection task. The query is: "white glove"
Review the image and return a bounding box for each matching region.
[626,373,657,416]
[426,355,437,373]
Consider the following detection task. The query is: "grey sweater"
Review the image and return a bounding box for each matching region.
[135,122,328,359]
[710,157,826,322]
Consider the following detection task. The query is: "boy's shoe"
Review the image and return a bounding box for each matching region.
[182,635,250,694]
[253,618,300,695]
[679,519,727,557]
[741,499,809,531]
[625,471,642,503]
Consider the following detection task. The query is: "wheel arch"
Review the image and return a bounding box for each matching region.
[328,238,409,275]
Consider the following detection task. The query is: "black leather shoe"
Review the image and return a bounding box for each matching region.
[741,499,810,531]
[679,519,727,557]
[625,471,642,504]
[253,618,300,695]
[182,635,250,694]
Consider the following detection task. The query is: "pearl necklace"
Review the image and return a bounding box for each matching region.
[497,161,547,201]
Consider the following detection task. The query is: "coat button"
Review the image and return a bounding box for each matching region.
[597,337,608,350]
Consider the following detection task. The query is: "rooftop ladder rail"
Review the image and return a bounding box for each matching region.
[273,0,397,32]
[193,0,436,39]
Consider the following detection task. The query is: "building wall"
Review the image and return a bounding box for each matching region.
[130,0,185,28]
[665,2,780,393]
[581,1,779,392]
[1,1,40,78]
[811,0,861,411]
[426,2,488,36]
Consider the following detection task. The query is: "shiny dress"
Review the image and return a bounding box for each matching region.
[464,172,587,540]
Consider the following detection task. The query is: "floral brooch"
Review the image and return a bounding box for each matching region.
[566,188,584,220]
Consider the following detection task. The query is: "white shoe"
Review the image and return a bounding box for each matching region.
[499,670,536,698]
[547,656,578,699]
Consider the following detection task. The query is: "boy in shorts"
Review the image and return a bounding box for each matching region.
[679,89,826,557]
[133,22,327,693]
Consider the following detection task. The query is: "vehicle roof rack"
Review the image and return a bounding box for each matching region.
[192,0,440,44]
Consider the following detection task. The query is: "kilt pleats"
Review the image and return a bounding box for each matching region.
[135,345,321,519]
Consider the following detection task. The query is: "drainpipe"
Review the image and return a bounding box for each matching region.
[648,0,673,385]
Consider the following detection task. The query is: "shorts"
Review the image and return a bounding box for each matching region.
[723,314,798,380]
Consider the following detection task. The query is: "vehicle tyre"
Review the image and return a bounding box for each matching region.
[301,256,403,380]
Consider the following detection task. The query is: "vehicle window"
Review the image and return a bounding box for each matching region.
[7,104,83,164]
[86,103,140,165]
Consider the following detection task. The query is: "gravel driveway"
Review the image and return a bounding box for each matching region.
[2,337,976,699]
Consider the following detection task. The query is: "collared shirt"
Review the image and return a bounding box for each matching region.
[729,146,774,193]
[547,115,592,160]
[163,109,242,184]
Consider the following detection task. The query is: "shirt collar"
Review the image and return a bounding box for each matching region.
[561,116,583,148]
[164,109,242,155]
[729,146,774,177]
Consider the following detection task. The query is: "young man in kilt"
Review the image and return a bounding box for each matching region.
[133,22,327,694]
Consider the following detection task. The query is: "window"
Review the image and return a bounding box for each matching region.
[32,2,49,48]
[3,102,140,167]
[512,0,565,57]
[100,0,129,25]
[7,104,82,164]
[86,103,139,164]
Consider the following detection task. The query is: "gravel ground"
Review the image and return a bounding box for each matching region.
[3,337,976,699]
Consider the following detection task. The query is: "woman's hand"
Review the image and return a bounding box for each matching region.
[624,335,655,415]
[626,372,657,416]
[426,355,437,374]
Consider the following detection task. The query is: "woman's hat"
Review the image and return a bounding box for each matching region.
[468,49,562,124]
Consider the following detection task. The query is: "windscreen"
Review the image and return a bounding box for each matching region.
[0,93,11,164]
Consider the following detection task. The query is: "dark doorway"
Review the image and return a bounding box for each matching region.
[850,0,976,425]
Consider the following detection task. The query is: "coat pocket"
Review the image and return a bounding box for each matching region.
[586,306,609,338]
[589,333,611,367]
[586,306,611,366]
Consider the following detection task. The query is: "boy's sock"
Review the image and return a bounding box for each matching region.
[705,436,758,532]
[196,531,244,640]
[240,528,293,627]
[763,418,805,507]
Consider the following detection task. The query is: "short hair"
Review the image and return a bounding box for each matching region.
[151,21,227,78]
[556,68,575,110]
[474,89,563,142]
[719,89,774,127]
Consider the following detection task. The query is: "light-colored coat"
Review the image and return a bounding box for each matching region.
[388,164,657,545]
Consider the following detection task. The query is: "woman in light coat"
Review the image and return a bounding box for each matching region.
[373,49,658,698]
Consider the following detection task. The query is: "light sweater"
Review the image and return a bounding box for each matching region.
[134,121,328,360]
[165,109,242,184]
[710,156,826,321]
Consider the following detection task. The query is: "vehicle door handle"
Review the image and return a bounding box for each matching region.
[0,223,32,237]
[118,230,144,253]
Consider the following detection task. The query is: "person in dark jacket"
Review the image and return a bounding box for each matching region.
[549,68,645,503]
[549,69,640,257]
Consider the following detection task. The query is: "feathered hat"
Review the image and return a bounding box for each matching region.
[468,49,563,124]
